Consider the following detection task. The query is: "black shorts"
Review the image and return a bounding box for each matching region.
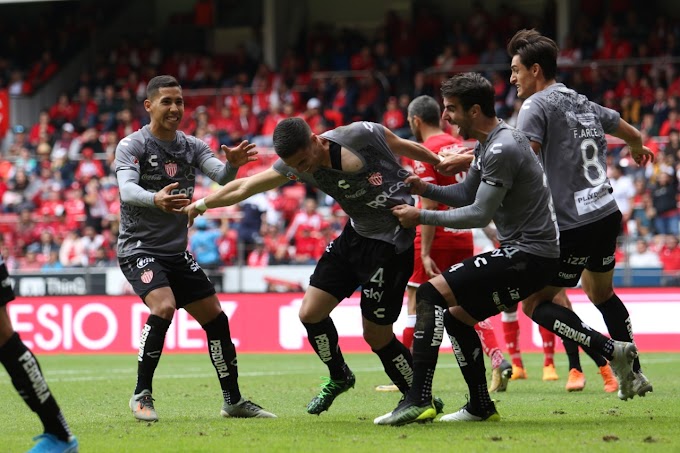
[0,260,16,307]
[309,223,414,325]
[442,246,559,321]
[551,210,622,287]
[118,251,216,308]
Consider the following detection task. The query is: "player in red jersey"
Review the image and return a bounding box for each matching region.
[376,95,512,394]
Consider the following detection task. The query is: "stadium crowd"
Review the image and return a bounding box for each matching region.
[1,2,680,282]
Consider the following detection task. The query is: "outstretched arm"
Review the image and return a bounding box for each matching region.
[610,118,654,166]
[383,127,441,165]
[393,182,506,230]
[182,167,288,226]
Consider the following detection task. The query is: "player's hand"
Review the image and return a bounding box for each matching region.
[629,145,654,167]
[404,175,428,195]
[391,204,421,228]
[436,147,474,176]
[223,141,258,168]
[422,255,441,278]
[180,202,204,227]
[154,182,190,213]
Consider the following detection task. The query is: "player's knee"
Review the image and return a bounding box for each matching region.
[363,326,393,350]
[415,282,448,309]
[150,303,175,320]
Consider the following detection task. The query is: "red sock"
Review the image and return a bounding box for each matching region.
[475,320,503,368]
[402,327,414,350]
[539,325,555,366]
[502,314,522,367]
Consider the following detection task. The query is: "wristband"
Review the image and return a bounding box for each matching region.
[195,198,208,213]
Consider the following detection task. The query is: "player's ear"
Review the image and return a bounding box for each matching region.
[143,99,152,112]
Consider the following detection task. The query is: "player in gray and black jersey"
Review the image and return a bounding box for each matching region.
[116,75,275,422]
[182,117,468,416]
[508,29,654,401]
[375,72,638,426]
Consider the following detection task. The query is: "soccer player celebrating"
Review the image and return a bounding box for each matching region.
[374,72,637,426]
[182,116,471,415]
[375,95,512,394]
[507,29,654,400]
[116,75,275,422]
[0,256,78,452]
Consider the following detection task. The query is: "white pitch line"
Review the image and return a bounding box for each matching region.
[1,356,678,385]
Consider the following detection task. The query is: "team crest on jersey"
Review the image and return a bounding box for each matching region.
[286,172,299,181]
[141,269,154,284]
[165,162,178,177]
[367,172,383,186]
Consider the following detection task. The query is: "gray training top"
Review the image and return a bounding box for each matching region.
[517,83,621,231]
[421,121,560,259]
[273,121,415,253]
[115,125,237,257]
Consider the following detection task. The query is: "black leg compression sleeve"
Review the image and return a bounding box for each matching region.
[372,336,414,394]
[135,314,171,394]
[595,294,641,372]
[0,333,72,441]
[406,282,448,403]
[444,311,493,413]
[203,312,241,405]
[532,302,615,360]
[303,317,347,380]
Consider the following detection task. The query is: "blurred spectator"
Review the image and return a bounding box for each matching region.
[41,250,65,272]
[237,192,269,262]
[73,86,99,130]
[6,124,32,156]
[382,96,408,137]
[290,225,322,264]
[610,164,636,227]
[116,108,141,139]
[650,171,679,237]
[664,129,680,158]
[627,238,662,267]
[659,234,680,285]
[59,230,86,267]
[231,104,259,143]
[97,84,123,130]
[286,197,323,243]
[246,238,270,267]
[189,217,222,269]
[659,109,680,137]
[49,93,77,128]
[75,147,106,182]
[51,122,78,161]
[29,110,55,147]
[79,225,105,266]
[630,178,655,238]
[17,243,42,271]
[13,208,40,254]
[217,222,238,265]
[300,98,323,132]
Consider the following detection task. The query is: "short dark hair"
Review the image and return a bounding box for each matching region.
[407,95,441,127]
[507,29,559,81]
[273,117,312,158]
[146,75,181,100]
[440,73,496,117]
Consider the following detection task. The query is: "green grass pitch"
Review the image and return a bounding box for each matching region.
[1,352,678,452]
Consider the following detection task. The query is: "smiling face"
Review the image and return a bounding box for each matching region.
[441,96,472,140]
[145,86,184,139]
[510,54,538,100]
